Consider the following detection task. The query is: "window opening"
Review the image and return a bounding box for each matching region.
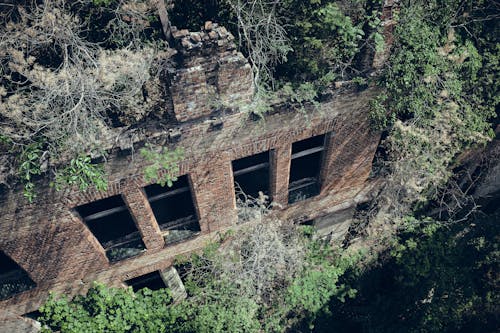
[0,251,36,300]
[288,134,326,203]
[125,271,166,292]
[75,195,146,263]
[125,267,187,302]
[232,151,271,221]
[232,151,270,200]
[23,310,42,321]
[144,175,200,245]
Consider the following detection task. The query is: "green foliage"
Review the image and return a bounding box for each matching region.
[279,242,360,331]
[372,0,497,211]
[18,142,44,202]
[0,133,12,145]
[175,285,261,333]
[314,211,500,332]
[52,155,108,192]
[379,1,496,137]
[369,93,390,130]
[277,0,382,83]
[169,0,234,32]
[278,81,319,115]
[140,144,184,187]
[18,145,107,202]
[39,283,180,333]
[92,0,115,6]
[37,222,360,333]
[169,0,383,91]
[178,226,360,332]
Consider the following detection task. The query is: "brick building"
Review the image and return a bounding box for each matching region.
[0,22,384,317]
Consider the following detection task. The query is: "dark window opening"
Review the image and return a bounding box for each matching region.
[144,175,201,245]
[125,271,166,292]
[75,195,146,263]
[300,219,314,226]
[0,251,36,300]
[24,310,42,321]
[288,134,326,204]
[232,151,270,200]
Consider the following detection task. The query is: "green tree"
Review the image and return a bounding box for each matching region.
[314,213,499,332]
[39,283,181,333]
[369,0,498,220]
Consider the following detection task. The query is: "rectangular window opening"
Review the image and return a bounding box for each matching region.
[75,195,146,263]
[0,251,36,300]
[232,151,270,221]
[125,271,167,292]
[288,134,326,204]
[232,151,270,200]
[23,310,42,321]
[144,175,201,245]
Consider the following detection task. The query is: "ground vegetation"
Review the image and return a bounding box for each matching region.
[39,197,360,332]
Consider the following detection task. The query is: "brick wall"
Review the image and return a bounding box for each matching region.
[0,21,382,315]
[170,24,254,122]
[0,88,380,315]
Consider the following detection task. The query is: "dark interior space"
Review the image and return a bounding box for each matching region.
[75,195,125,217]
[0,251,36,300]
[232,151,270,199]
[144,175,198,227]
[288,134,326,204]
[23,310,42,321]
[289,152,323,183]
[75,195,145,262]
[144,175,201,245]
[125,271,167,292]
[291,134,325,155]
[86,209,139,244]
[144,175,190,198]
[232,151,269,171]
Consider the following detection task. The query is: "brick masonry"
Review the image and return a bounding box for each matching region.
[0,24,383,315]
[170,24,254,122]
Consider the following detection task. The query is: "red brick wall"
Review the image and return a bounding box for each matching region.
[170,25,254,122]
[0,88,380,314]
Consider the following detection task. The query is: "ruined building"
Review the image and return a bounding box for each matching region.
[0,8,396,318]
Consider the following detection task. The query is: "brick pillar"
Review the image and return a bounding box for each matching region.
[270,144,291,207]
[160,266,187,303]
[319,132,336,192]
[189,153,237,232]
[122,186,164,251]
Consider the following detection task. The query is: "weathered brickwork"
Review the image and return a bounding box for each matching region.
[170,24,254,122]
[0,24,382,316]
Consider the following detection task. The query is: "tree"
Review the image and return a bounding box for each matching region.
[0,0,168,199]
[173,195,359,332]
[38,283,180,333]
[365,0,498,228]
[224,0,291,89]
[315,212,500,333]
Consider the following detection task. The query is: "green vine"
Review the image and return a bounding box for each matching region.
[52,155,108,192]
[18,142,44,202]
[140,144,185,187]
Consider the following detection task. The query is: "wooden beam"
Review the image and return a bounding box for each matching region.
[83,205,128,222]
[233,162,269,176]
[148,186,190,203]
[291,146,324,160]
[154,0,172,42]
